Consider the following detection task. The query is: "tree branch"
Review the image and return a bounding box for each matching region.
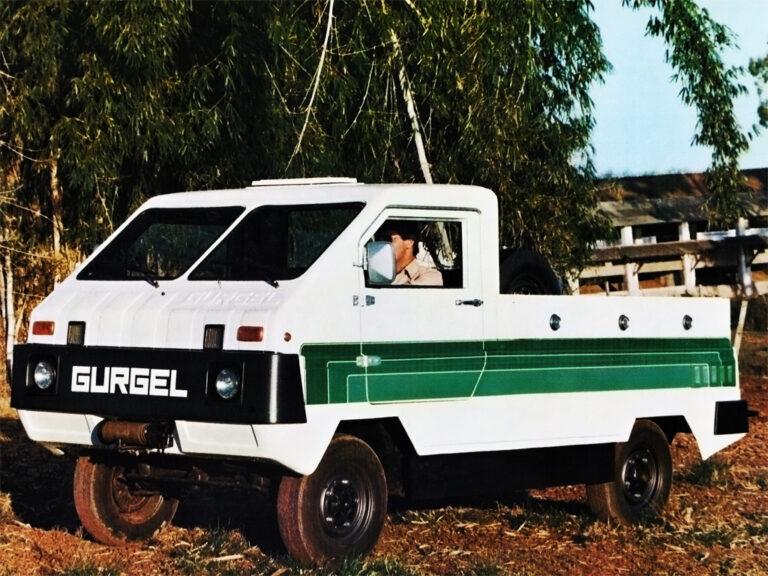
[286,0,335,171]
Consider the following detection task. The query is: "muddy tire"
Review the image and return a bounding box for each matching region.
[587,420,672,525]
[73,455,178,546]
[276,434,387,566]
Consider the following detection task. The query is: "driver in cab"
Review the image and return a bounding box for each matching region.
[377,220,443,286]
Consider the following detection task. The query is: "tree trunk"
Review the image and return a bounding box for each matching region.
[50,154,65,285]
[389,29,432,185]
[3,252,13,378]
[390,29,455,263]
[0,253,6,384]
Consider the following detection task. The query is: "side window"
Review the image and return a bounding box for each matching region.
[368,219,463,288]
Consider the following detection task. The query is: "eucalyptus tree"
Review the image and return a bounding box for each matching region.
[264,0,750,266]
[0,0,270,369]
[750,52,768,127]
[0,0,755,355]
[264,1,614,270]
[623,0,751,228]
[1,1,271,250]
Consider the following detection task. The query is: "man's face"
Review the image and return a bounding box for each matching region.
[389,233,414,270]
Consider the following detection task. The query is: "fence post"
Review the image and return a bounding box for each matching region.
[621,226,640,294]
[679,222,697,293]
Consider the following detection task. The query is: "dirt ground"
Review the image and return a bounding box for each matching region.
[0,364,766,575]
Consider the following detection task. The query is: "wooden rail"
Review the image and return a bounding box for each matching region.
[573,220,768,297]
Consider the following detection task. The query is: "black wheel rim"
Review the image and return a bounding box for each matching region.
[320,475,371,540]
[621,445,659,506]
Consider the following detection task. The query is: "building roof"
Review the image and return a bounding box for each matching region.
[597,168,768,226]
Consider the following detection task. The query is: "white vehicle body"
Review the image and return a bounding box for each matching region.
[13,178,747,477]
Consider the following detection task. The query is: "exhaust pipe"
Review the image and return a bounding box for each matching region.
[97,421,173,449]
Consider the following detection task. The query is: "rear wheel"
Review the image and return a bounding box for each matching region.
[277,434,387,566]
[73,455,178,545]
[587,420,672,524]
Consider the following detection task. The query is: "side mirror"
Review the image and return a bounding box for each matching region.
[366,241,395,284]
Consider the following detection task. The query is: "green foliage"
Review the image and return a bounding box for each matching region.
[0,0,754,320]
[749,53,768,127]
[265,1,613,272]
[624,0,750,228]
[1,0,272,249]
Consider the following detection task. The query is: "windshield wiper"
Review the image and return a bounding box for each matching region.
[142,272,160,288]
[136,270,160,288]
[126,266,160,288]
[261,276,279,288]
[245,262,279,288]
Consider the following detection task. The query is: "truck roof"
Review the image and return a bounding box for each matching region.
[141,179,498,214]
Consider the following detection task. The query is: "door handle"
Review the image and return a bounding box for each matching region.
[456,299,484,307]
[356,355,382,368]
[353,295,376,306]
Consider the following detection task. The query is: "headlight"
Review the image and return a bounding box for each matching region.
[215,368,240,400]
[33,360,56,390]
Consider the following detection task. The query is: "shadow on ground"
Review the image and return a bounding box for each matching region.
[0,417,78,531]
[1,414,591,557]
[0,416,284,552]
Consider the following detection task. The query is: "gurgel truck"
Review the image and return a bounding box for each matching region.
[11,178,750,565]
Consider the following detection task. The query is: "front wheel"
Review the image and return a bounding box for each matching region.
[276,434,387,566]
[73,455,178,546]
[587,420,672,525]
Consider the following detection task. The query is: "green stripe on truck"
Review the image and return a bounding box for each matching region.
[301,338,735,405]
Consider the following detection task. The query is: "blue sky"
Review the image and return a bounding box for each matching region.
[590,0,768,177]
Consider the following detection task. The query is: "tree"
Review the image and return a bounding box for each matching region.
[624,0,750,228]
[263,1,614,270]
[749,51,768,127]
[0,0,273,369]
[0,0,755,347]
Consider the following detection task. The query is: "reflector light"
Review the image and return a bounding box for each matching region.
[32,321,55,336]
[204,325,225,349]
[237,326,264,342]
[67,322,86,345]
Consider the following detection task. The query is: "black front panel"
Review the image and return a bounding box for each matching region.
[12,344,306,424]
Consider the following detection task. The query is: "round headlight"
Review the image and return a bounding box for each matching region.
[215,368,240,400]
[33,360,56,390]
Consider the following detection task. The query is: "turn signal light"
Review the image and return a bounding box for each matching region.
[237,326,264,342]
[32,321,55,336]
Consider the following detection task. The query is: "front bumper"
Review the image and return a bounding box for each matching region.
[12,344,306,424]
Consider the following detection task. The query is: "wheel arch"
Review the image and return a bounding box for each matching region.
[335,417,415,497]
[640,415,691,444]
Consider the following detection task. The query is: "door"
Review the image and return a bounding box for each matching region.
[357,210,485,404]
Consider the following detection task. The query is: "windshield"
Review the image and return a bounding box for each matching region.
[189,203,364,281]
[77,207,245,281]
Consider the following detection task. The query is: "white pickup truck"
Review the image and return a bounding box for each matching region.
[12,178,750,565]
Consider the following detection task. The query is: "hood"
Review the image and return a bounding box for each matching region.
[28,279,285,350]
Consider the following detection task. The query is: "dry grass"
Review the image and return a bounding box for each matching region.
[0,492,15,524]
